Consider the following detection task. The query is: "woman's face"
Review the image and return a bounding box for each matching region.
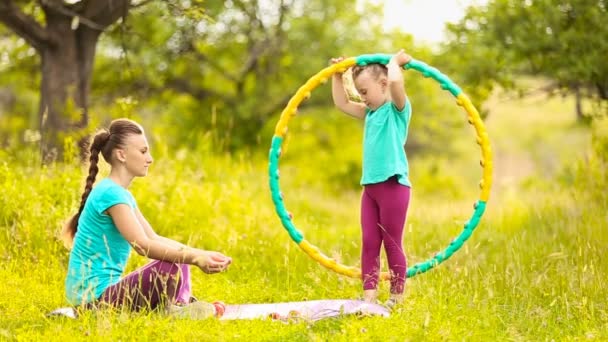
[354,69,388,111]
[118,133,153,177]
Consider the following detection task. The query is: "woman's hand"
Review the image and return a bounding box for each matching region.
[193,250,232,274]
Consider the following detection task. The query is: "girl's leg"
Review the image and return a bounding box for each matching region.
[99,260,192,311]
[376,178,411,295]
[361,187,383,296]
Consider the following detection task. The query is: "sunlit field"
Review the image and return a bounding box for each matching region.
[1,88,606,340]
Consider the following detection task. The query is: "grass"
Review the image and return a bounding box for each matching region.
[1,86,607,340]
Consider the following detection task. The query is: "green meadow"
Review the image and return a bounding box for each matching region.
[1,85,607,341]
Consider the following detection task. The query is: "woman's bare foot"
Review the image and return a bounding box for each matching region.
[167,301,217,319]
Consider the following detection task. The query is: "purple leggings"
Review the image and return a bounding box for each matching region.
[361,176,411,293]
[98,260,192,311]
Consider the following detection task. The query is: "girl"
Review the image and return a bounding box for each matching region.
[63,118,231,317]
[331,50,412,307]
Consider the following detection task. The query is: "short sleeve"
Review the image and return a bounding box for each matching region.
[391,99,412,121]
[93,187,135,215]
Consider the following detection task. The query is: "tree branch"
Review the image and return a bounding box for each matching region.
[130,0,155,10]
[79,0,131,30]
[165,77,236,106]
[181,41,239,84]
[40,0,105,30]
[0,0,51,50]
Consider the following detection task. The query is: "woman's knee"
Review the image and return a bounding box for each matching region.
[153,260,186,277]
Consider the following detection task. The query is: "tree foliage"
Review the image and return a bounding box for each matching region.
[1,0,470,159]
[443,0,608,120]
[93,1,384,148]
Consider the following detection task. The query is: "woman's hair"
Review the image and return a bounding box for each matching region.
[351,63,388,81]
[61,118,143,249]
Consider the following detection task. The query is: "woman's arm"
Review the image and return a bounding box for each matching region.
[108,204,231,273]
[387,50,411,112]
[135,207,189,249]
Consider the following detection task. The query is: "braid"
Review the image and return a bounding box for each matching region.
[79,143,101,215]
[61,131,110,249]
[61,118,143,249]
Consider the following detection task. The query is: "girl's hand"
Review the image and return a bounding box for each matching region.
[193,250,232,274]
[391,49,412,67]
[330,57,346,76]
[330,56,345,65]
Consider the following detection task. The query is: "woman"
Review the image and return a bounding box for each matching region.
[63,118,231,317]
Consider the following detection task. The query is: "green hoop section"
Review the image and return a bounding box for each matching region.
[269,53,493,280]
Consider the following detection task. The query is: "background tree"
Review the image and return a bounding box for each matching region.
[93,0,463,154]
[1,0,467,162]
[443,0,608,121]
[93,0,387,149]
[0,0,133,163]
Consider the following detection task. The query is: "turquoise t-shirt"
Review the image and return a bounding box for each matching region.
[65,178,136,305]
[361,100,412,187]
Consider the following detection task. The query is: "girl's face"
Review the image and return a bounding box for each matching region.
[117,133,153,177]
[354,69,388,111]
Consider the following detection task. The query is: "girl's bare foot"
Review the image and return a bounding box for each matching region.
[385,294,404,308]
[363,289,378,303]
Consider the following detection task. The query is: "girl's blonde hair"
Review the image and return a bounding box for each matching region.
[351,64,388,81]
[342,64,388,102]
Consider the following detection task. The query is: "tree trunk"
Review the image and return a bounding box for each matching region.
[597,83,608,101]
[1,0,131,164]
[39,13,100,164]
[574,84,584,122]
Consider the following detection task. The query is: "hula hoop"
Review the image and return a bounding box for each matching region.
[269,54,492,280]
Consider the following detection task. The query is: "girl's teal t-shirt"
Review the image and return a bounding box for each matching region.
[65,178,136,305]
[361,100,412,187]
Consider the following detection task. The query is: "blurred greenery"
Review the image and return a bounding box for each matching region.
[1,0,607,340]
[443,0,608,121]
[1,0,469,156]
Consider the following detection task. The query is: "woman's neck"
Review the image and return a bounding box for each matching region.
[108,169,134,189]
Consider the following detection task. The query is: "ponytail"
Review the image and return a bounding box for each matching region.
[61,131,110,249]
[61,118,143,249]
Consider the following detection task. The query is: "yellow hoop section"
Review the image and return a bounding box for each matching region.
[274,58,357,138]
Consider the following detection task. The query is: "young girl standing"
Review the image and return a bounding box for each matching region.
[331,50,412,307]
[63,118,231,317]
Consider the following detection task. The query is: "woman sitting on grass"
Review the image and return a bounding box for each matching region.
[62,118,231,318]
